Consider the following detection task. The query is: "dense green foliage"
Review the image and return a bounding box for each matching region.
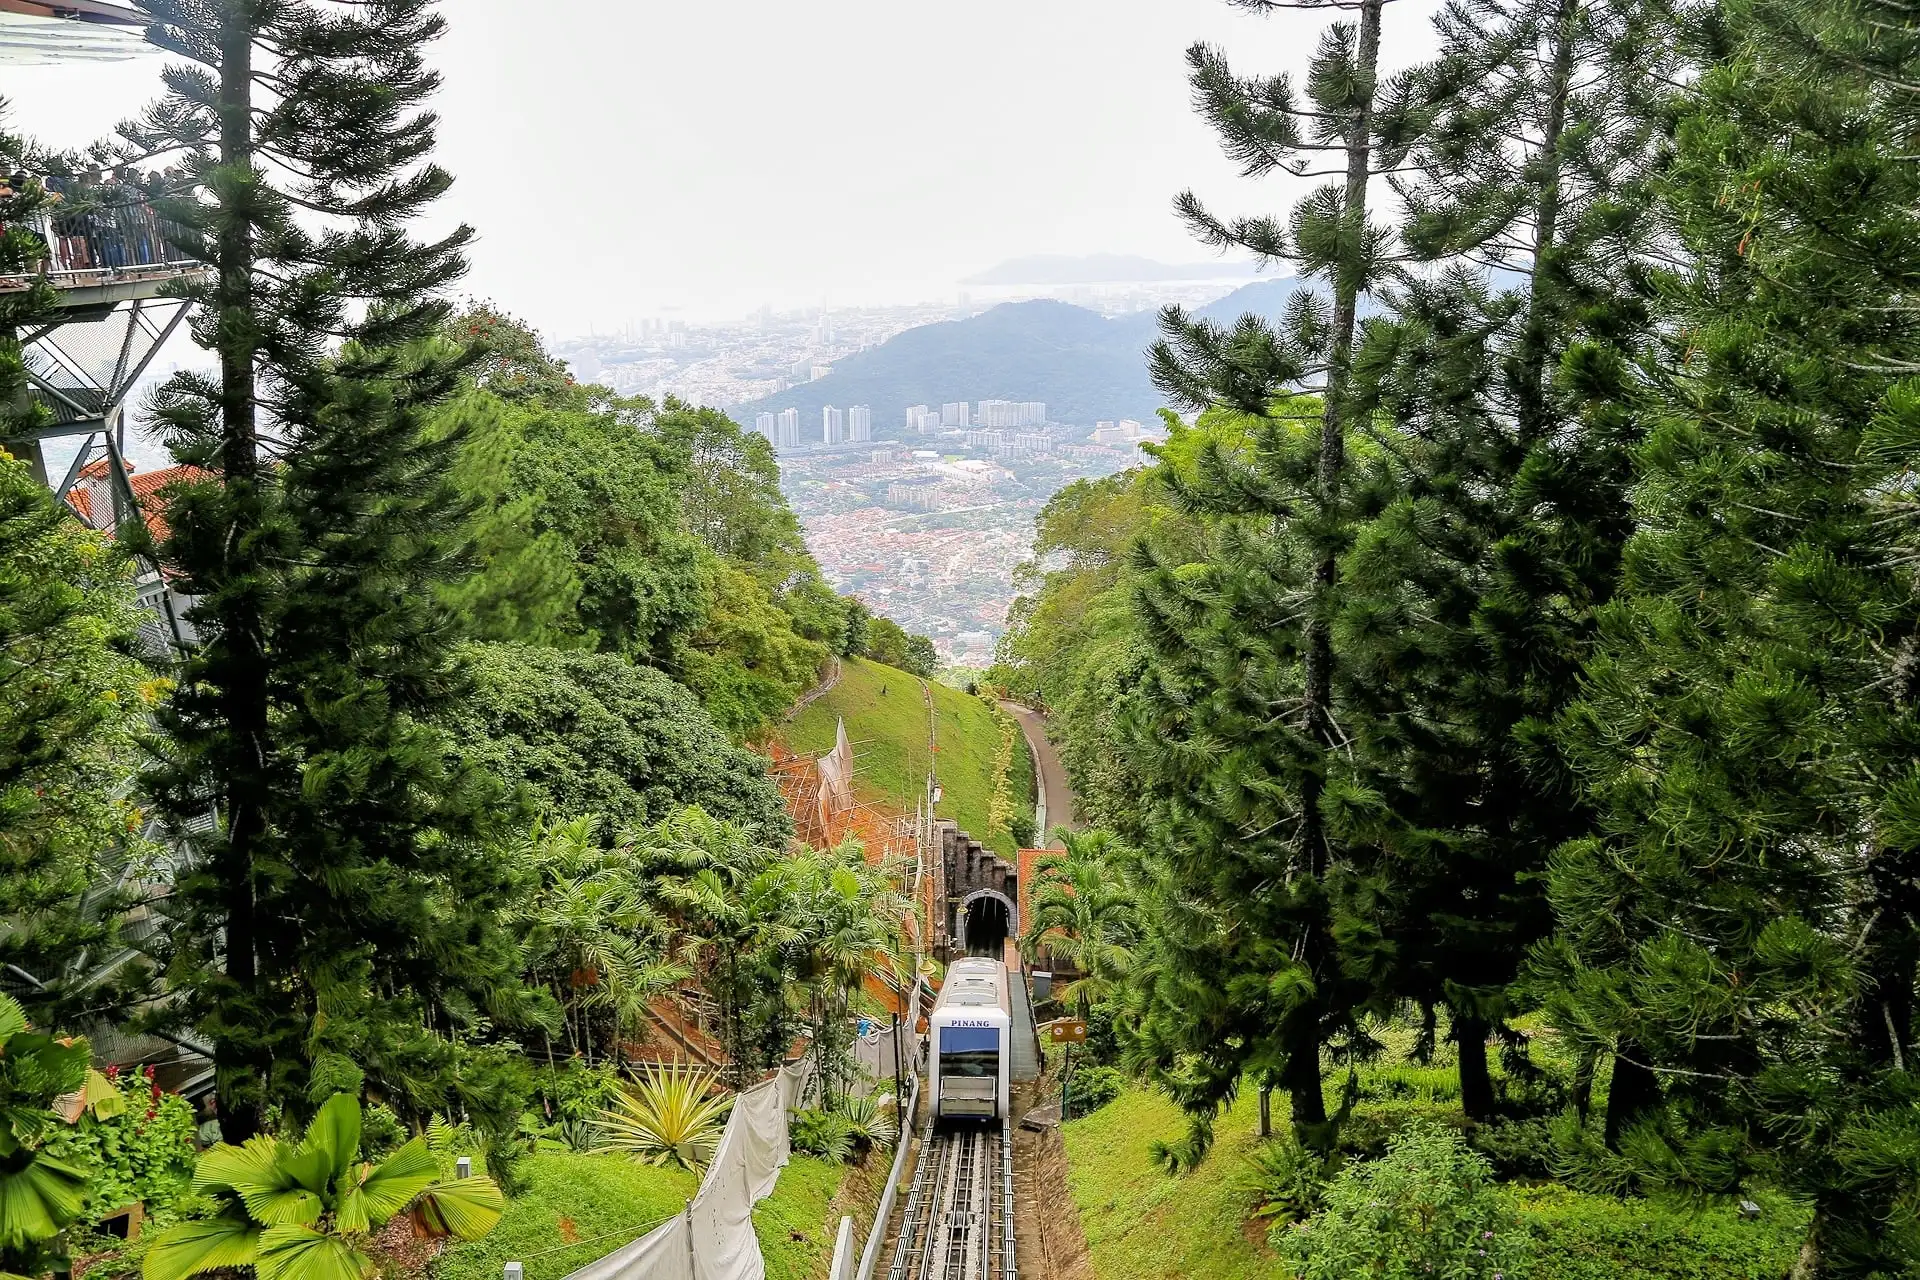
[0,101,58,442]
[1281,1122,1531,1279]
[118,0,536,1145]
[141,1094,506,1280]
[0,993,93,1278]
[0,452,153,1029]
[451,643,789,840]
[1002,0,1920,1270]
[431,337,928,739]
[45,1068,198,1222]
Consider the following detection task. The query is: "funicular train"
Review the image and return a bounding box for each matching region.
[927,957,1013,1122]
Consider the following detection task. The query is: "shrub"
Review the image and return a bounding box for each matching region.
[1234,1137,1337,1226]
[45,1067,197,1218]
[1281,1121,1531,1280]
[1511,1184,1809,1280]
[789,1110,857,1164]
[528,1061,621,1152]
[596,1064,732,1173]
[1067,1066,1125,1116]
[1336,1100,1463,1161]
[359,1102,405,1161]
[1469,1117,1555,1181]
[839,1093,899,1152]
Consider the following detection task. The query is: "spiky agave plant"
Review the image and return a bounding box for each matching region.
[839,1091,899,1151]
[595,1063,732,1173]
[142,1094,505,1280]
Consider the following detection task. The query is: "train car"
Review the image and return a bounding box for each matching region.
[928,957,1012,1122]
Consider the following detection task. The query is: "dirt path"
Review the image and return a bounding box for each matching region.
[1001,704,1076,844]
[783,656,843,722]
[1012,1080,1095,1280]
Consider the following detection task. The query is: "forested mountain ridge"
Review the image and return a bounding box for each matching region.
[735,279,1300,430]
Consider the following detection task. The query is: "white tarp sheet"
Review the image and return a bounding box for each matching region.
[562,1213,695,1280]
[691,1117,760,1280]
[562,1055,817,1280]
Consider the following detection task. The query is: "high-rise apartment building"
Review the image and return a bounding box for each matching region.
[848,405,872,443]
[905,404,934,433]
[941,401,971,428]
[822,404,845,444]
[776,408,801,449]
[755,411,777,444]
[977,399,1049,428]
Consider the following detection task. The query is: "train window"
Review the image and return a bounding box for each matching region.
[941,1025,1001,1078]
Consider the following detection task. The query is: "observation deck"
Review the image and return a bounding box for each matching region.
[0,0,146,65]
[4,184,208,654]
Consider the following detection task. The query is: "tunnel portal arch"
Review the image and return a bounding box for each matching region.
[959,887,1017,959]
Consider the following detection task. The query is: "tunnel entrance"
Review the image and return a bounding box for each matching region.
[960,891,1012,959]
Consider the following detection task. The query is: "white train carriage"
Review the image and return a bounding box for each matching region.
[929,957,1013,1122]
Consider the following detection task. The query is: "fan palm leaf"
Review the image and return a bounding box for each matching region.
[139,1218,264,1280]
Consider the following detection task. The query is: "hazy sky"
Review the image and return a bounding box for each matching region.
[6,0,1440,335]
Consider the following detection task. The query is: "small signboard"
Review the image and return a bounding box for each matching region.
[1044,1018,1088,1044]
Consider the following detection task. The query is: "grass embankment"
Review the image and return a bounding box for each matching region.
[1065,1087,1276,1280]
[1060,1039,1809,1280]
[435,1152,856,1280]
[783,657,1034,856]
[436,1154,695,1280]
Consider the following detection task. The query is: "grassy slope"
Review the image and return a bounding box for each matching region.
[1064,1087,1277,1280]
[434,1152,854,1280]
[435,1153,696,1280]
[784,657,1034,856]
[1062,1065,1808,1280]
[755,1154,847,1280]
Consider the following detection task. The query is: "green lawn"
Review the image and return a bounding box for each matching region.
[1061,1074,1810,1280]
[784,658,1034,856]
[434,1151,856,1280]
[1064,1086,1278,1280]
[435,1153,696,1280]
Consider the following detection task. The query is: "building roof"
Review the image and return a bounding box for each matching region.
[66,456,204,546]
[0,1,147,65]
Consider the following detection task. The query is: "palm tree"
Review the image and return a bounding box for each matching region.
[1022,829,1140,1019]
[634,807,804,1089]
[785,841,910,1106]
[515,816,684,1064]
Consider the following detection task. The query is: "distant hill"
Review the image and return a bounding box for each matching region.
[736,279,1302,431]
[964,253,1269,286]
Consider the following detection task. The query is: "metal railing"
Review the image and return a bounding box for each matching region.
[5,184,200,282]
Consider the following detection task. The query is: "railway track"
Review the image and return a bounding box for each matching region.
[884,1119,1016,1280]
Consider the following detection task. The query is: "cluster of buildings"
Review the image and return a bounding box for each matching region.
[1091,418,1152,445]
[756,405,874,448]
[904,400,1048,433]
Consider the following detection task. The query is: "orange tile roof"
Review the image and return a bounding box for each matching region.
[65,457,207,546]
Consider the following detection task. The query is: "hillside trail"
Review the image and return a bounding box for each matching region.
[783,656,842,722]
[1000,703,1076,844]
